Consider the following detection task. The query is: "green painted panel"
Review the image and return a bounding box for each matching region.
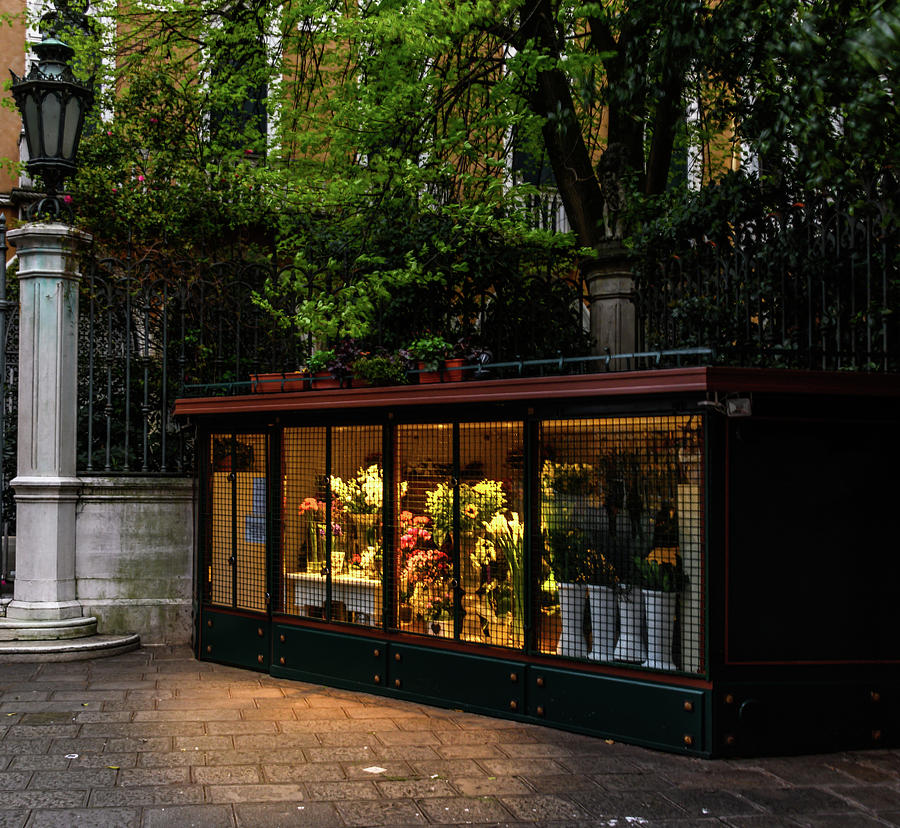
[389,644,526,716]
[273,624,386,690]
[199,608,269,671]
[716,682,899,756]
[527,666,707,755]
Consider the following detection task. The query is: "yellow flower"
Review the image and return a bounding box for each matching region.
[648,546,679,567]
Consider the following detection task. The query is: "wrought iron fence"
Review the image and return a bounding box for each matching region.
[78,253,300,475]
[636,191,900,371]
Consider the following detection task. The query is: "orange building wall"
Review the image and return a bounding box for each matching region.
[0,0,26,244]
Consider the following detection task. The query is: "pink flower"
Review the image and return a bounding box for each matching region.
[137,175,145,182]
[150,117,158,124]
[63,195,72,204]
[112,187,117,193]
[106,130,113,136]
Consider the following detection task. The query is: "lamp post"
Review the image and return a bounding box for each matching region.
[1,1,96,631]
[10,2,93,217]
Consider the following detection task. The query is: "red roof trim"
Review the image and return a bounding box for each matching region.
[174,367,900,417]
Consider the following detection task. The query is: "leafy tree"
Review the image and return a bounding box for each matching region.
[6,0,896,353]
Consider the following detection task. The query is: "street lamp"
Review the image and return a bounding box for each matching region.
[9,3,93,217]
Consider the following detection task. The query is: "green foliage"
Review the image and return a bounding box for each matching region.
[352,353,408,386]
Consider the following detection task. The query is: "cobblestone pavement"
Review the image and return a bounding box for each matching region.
[1,646,900,826]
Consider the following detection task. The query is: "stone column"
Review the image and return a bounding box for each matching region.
[584,241,637,364]
[5,222,91,622]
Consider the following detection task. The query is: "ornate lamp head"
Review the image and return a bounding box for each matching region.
[10,0,94,211]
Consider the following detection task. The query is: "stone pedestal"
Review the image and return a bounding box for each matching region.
[584,242,636,365]
[4,223,91,623]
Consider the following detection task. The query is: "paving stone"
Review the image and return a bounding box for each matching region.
[192,766,262,785]
[719,817,808,827]
[238,708,296,721]
[417,795,514,824]
[17,712,76,725]
[833,786,900,812]
[435,744,507,761]
[233,801,344,827]
[523,773,604,794]
[571,789,691,821]
[71,753,138,769]
[793,816,895,827]
[499,793,593,822]
[207,749,306,767]
[74,711,134,723]
[206,721,278,735]
[8,755,69,771]
[88,785,204,806]
[139,751,207,768]
[26,808,140,827]
[81,722,203,738]
[304,745,378,763]
[374,745,443,762]
[375,729,442,746]
[134,709,242,722]
[173,735,233,751]
[739,786,865,816]
[0,772,31,791]
[434,729,500,745]
[315,731,383,748]
[28,768,118,789]
[0,811,27,828]
[0,790,88,809]
[341,761,418,781]
[283,717,399,733]
[104,736,174,753]
[0,738,52,753]
[142,804,236,827]
[451,775,533,797]
[263,764,347,783]
[303,780,381,800]
[478,757,566,777]
[334,798,428,825]
[665,769,787,789]
[206,783,305,803]
[375,778,458,798]
[661,788,765,818]
[116,767,191,786]
[233,734,319,751]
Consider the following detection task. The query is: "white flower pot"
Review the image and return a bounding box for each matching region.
[556,581,588,658]
[586,585,617,661]
[643,589,677,671]
[613,584,646,663]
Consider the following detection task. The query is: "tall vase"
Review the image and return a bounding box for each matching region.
[586,585,617,661]
[613,584,646,663]
[556,581,588,658]
[643,589,677,671]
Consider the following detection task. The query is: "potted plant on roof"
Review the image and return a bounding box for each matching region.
[351,350,408,387]
[402,334,452,384]
[306,348,338,389]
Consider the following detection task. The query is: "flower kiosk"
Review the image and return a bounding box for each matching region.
[176,367,900,757]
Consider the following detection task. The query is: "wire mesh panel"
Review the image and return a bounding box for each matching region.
[395,421,525,646]
[281,427,326,619]
[396,424,455,639]
[205,432,268,611]
[458,422,525,649]
[330,426,383,627]
[538,415,704,673]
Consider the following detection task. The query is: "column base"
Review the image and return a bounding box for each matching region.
[5,599,85,621]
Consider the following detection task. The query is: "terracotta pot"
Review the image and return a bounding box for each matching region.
[251,372,306,393]
[442,357,466,382]
[311,370,340,390]
[417,361,442,384]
